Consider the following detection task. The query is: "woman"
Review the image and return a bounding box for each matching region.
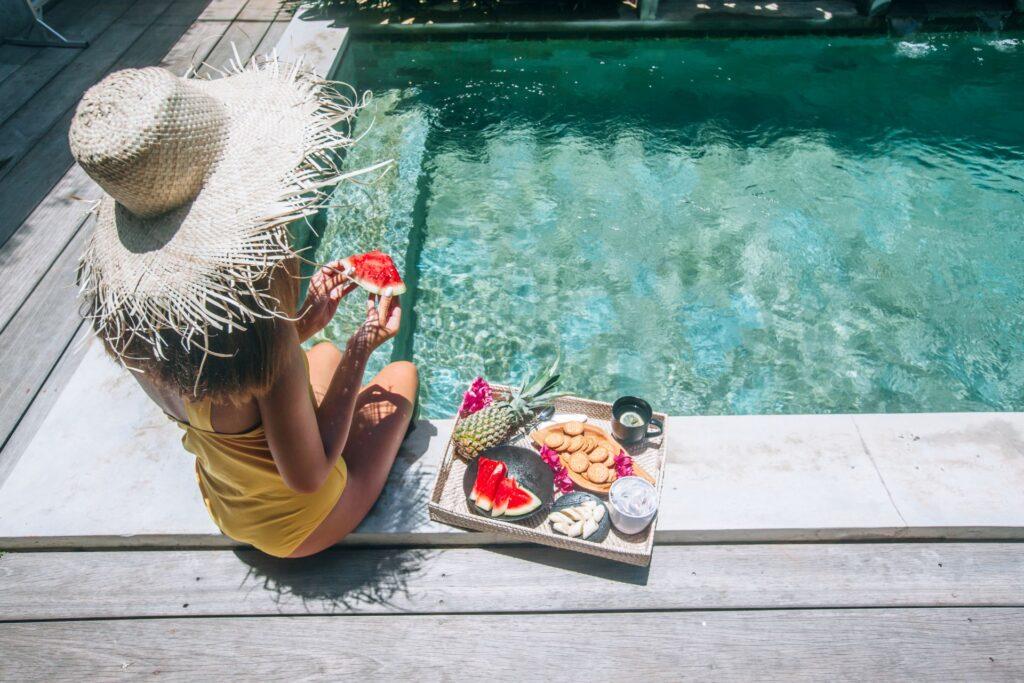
[68,63,417,558]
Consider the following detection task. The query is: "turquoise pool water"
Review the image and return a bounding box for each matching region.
[316,34,1024,419]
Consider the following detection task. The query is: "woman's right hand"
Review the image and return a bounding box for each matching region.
[348,294,401,355]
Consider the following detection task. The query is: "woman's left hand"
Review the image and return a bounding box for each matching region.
[296,260,358,343]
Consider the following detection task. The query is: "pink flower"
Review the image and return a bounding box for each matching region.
[614,451,634,478]
[459,376,494,417]
[539,446,574,493]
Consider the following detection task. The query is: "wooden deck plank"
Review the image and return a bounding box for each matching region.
[1,543,1022,621]
[253,19,291,58]
[0,46,40,88]
[157,13,237,74]
[1,608,1021,680]
[237,0,285,21]
[196,19,275,76]
[192,0,249,22]
[0,0,140,130]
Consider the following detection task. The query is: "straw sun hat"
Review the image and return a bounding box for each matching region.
[70,57,381,366]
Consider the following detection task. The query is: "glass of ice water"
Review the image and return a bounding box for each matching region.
[608,476,658,534]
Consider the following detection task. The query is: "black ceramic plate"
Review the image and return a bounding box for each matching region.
[549,491,611,543]
[463,446,554,522]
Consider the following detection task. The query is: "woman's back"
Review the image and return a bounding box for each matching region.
[148,365,348,559]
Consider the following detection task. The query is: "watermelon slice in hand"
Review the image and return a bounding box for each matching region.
[340,250,407,296]
[470,457,507,513]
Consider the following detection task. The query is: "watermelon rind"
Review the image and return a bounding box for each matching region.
[489,478,516,517]
[503,487,541,517]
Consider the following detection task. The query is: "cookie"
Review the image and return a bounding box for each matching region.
[582,435,597,452]
[607,470,617,483]
[569,453,590,474]
[586,462,610,483]
[603,453,616,467]
[544,432,566,450]
[567,435,585,452]
[554,435,572,452]
[563,421,585,436]
[588,446,608,463]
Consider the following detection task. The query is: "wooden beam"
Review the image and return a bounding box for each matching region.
[1,543,1022,621]
[1,608,1021,679]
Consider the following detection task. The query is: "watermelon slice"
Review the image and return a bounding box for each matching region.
[470,457,507,512]
[340,250,407,296]
[490,477,541,518]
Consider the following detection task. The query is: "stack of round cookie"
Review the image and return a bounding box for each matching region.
[542,420,619,486]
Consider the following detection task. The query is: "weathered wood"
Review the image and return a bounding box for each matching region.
[237,0,285,22]
[157,13,235,74]
[1,609,1021,680]
[196,20,275,77]
[192,0,249,22]
[1,543,1022,621]
[0,0,139,129]
[253,19,291,58]
[0,46,39,87]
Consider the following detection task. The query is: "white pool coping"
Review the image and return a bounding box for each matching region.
[1,337,1022,550]
[3,15,1022,551]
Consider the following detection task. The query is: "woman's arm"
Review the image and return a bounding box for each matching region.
[258,295,401,493]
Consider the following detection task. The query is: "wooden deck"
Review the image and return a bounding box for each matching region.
[1,2,1023,679]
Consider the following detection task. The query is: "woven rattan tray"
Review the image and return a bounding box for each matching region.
[428,387,667,566]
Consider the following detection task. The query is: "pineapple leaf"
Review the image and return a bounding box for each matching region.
[521,351,562,399]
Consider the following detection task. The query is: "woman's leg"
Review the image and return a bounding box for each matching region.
[289,349,418,558]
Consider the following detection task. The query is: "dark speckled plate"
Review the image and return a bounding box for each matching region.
[549,491,611,543]
[463,446,554,522]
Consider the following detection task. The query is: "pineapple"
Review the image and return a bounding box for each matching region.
[453,355,569,460]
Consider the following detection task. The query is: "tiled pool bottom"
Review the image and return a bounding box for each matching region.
[313,34,1024,420]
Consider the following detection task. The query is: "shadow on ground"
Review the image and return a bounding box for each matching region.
[482,544,652,585]
[235,545,436,612]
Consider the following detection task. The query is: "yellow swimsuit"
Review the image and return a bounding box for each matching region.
[173,375,347,558]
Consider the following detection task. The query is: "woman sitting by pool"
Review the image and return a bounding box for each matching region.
[67,63,417,558]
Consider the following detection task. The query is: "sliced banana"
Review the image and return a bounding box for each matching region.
[563,508,584,522]
[547,500,608,540]
[548,511,572,525]
[552,521,575,536]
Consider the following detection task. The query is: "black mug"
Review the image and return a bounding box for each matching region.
[611,396,664,445]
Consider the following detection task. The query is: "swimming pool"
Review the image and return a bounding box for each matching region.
[314,34,1024,419]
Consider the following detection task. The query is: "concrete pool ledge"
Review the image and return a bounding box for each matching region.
[1,338,1023,551]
